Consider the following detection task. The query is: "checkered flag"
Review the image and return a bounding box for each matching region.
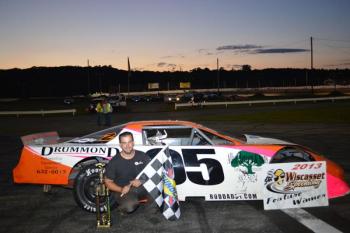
[136,146,181,220]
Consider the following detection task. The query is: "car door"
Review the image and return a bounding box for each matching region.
[139,126,266,201]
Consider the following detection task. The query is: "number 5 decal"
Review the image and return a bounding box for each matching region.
[182,149,224,185]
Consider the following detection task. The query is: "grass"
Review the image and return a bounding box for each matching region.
[0,98,129,115]
[1,98,350,124]
[192,103,350,124]
[0,98,172,115]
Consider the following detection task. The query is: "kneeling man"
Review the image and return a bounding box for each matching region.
[104,131,151,214]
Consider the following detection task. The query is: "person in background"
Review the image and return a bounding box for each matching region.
[95,99,104,126]
[102,99,113,126]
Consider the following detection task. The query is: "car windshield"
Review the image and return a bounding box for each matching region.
[199,129,236,145]
[197,125,246,145]
[68,124,125,144]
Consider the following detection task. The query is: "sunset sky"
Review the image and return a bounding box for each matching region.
[1,0,349,71]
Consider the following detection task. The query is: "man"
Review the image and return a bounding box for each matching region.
[95,99,104,126]
[102,99,113,126]
[104,131,151,214]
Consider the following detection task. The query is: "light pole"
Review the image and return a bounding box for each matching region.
[217,58,220,92]
[127,57,131,95]
[87,59,91,95]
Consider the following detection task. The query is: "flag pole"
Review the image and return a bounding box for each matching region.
[127,57,131,96]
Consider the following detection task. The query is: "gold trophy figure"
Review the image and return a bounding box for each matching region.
[95,163,111,228]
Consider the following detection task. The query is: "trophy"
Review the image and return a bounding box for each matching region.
[95,163,111,228]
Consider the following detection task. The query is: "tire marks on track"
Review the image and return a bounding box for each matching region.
[282,208,342,233]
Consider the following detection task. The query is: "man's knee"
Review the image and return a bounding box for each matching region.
[116,192,139,213]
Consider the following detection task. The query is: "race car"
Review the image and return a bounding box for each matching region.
[13,120,350,212]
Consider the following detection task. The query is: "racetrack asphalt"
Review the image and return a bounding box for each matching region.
[0,102,350,233]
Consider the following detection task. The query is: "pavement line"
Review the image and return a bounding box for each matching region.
[282,208,343,233]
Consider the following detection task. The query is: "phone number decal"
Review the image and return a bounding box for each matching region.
[36,169,67,175]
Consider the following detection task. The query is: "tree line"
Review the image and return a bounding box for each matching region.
[0,66,349,98]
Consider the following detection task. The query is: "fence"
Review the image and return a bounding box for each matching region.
[174,96,350,110]
[0,109,76,117]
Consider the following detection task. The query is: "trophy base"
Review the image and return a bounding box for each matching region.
[97,223,111,228]
[97,213,111,228]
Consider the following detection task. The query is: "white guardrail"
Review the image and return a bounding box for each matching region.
[174,96,350,110]
[0,109,76,117]
[115,85,350,96]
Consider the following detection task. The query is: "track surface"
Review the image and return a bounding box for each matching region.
[1,102,349,233]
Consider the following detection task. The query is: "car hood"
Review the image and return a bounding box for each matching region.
[243,134,295,145]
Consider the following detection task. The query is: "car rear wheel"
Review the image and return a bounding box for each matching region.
[270,147,313,163]
[276,156,307,163]
[73,163,117,213]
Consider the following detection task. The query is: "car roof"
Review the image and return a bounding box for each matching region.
[125,120,203,130]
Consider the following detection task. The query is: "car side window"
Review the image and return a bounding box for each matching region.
[143,127,192,146]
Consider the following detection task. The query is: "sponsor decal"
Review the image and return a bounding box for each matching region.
[83,203,107,213]
[85,167,102,177]
[265,192,327,206]
[230,151,265,175]
[40,146,118,157]
[208,193,258,200]
[72,138,97,143]
[264,167,325,194]
[37,157,66,175]
[235,171,259,194]
[263,162,328,210]
[229,151,265,193]
[36,169,67,175]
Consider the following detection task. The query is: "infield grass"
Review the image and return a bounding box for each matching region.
[192,102,350,124]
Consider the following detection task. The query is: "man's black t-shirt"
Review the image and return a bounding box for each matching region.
[105,150,150,187]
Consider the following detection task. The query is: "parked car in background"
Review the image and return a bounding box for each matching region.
[130,96,142,102]
[142,95,153,102]
[87,94,126,113]
[87,97,104,113]
[141,95,164,102]
[63,97,74,105]
[181,93,205,103]
[130,95,164,103]
[164,94,181,103]
[108,94,126,108]
[149,95,163,102]
[203,92,225,101]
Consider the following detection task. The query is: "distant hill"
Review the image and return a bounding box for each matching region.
[0,66,349,97]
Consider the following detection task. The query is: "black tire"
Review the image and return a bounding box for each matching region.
[73,163,117,213]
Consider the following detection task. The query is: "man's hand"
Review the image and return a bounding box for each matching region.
[119,179,142,197]
[121,184,131,197]
[130,179,142,188]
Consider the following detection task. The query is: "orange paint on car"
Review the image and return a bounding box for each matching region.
[13,146,71,185]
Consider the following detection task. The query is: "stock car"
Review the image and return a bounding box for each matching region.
[13,120,350,212]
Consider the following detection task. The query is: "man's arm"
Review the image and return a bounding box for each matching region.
[130,179,142,187]
[104,178,132,196]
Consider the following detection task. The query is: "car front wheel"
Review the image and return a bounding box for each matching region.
[73,163,117,213]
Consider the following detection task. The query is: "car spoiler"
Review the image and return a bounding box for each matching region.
[21,131,60,145]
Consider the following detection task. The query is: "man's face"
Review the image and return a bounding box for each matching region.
[119,135,134,154]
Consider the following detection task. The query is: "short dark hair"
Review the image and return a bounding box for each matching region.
[119,131,134,142]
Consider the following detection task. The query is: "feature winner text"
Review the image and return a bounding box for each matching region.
[266,193,327,205]
[208,193,257,200]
